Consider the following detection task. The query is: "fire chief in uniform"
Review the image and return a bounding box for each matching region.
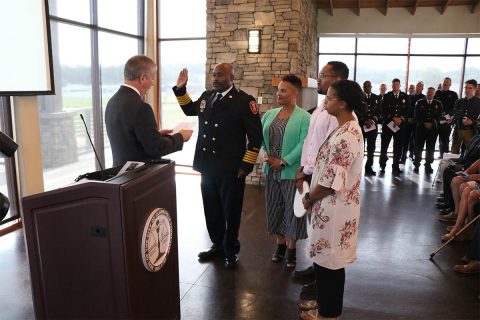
[173,63,262,268]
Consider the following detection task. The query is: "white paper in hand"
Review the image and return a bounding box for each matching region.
[294,181,310,218]
[171,121,196,134]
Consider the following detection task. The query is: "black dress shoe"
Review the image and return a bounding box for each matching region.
[300,280,317,300]
[224,255,238,269]
[380,167,386,173]
[436,203,450,209]
[413,166,419,173]
[439,208,453,215]
[392,167,403,174]
[425,166,434,174]
[365,168,377,176]
[198,246,223,262]
[293,265,315,280]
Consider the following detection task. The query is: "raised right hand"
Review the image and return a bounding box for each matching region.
[176,68,188,88]
[179,129,193,142]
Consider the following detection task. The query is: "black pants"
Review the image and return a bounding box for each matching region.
[401,122,415,162]
[362,129,377,169]
[380,123,405,169]
[200,175,245,257]
[467,221,480,261]
[314,264,345,318]
[414,126,438,167]
[438,123,452,157]
[442,167,459,211]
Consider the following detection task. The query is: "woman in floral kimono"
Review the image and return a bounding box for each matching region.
[300,80,365,320]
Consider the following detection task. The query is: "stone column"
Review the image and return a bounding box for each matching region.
[206,0,319,185]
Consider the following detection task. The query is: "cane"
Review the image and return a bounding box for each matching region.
[430,214,480,260]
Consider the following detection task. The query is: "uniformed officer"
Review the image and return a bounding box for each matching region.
[451,79,480,156]
[358,80,381,175]
[379,78,410,174]
[413,87,443,173]
[402,81,425,164]
[173,63,262,269]
[435,77,459,158]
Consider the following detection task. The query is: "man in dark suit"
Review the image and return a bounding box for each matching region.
[173,63,262,269]
[451,79,480,156]
[402,81,425,164]
[413,87,443,173]
[435,77,459,158]
[359,81,381,175]
[379,78,410,174]
[105,55,192,167]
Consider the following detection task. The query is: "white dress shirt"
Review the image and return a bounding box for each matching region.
[300,99,338,175]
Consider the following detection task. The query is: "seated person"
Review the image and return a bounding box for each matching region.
[441,180,480,241]
[454,220,480,274]
[436,130,480,215]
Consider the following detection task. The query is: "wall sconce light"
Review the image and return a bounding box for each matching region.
[248,29,261,54]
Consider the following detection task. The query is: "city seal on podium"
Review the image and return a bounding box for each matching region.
[141,208,173,272]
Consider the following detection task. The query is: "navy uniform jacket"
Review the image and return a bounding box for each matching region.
[173,85,262,177]
[414,98,443,128]
[408,93,426,120]
[453,96,480,133]
[435,90,459,116]
[358,93,380,126]
[105,85,184,167]
[381,91,410,125]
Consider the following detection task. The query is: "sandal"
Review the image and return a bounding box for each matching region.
[271,243,286,263]
[441,233,453,242]
[285,248,296,268]
[299,310,321,320]
[299,300,318,311]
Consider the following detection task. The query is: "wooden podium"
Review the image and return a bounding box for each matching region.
[22,162,180,319]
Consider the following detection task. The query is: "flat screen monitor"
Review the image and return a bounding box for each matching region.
[0,0,54,96]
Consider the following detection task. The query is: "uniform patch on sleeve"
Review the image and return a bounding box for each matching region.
[249,101,258,114]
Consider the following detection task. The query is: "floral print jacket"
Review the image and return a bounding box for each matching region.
[307,120,364,270]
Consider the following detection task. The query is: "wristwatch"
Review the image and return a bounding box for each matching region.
[280,160,287,168]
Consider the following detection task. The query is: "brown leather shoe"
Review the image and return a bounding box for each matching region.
[454,261,480,274]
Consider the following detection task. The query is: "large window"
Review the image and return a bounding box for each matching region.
[158,0,206,166]
[319,35,480,96]
[39,0,143,191]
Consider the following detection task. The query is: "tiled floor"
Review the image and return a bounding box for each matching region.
[1,160,479,319]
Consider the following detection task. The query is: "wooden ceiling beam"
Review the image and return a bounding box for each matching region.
[441,0,451,15]
[412,0,420,15]
[329,0,334,16]
[472,0,480,14]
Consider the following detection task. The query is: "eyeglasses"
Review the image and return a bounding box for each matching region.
[324,96,339,102]
[318,73,337,79]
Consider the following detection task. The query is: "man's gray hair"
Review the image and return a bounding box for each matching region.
[124,55,155,81]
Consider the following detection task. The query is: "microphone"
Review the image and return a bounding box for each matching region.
[80,114,105,181]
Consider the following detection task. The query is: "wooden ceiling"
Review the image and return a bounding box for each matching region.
[315,0,480,16]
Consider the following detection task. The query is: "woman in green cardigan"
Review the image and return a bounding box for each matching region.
[261,74,311,268]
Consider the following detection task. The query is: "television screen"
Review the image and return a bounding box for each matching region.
[0,0,54,96]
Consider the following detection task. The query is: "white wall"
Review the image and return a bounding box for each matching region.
[318,6,480,34]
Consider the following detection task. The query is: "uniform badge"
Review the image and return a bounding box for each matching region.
[200,100,206,112]
[249,101,259,114]
[402,99,405,103]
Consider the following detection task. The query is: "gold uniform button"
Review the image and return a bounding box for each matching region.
[203,148,206,151]
[212,151,216,154]
[205,121,208,125]
[212,137,216,141]
[203,134,206,138]
[215,123,218,127]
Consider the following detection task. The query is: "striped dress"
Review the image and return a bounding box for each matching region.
[265,117,308,240]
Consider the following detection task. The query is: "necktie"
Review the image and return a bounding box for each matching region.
[211,93,222,108]
[395,94,398,99]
